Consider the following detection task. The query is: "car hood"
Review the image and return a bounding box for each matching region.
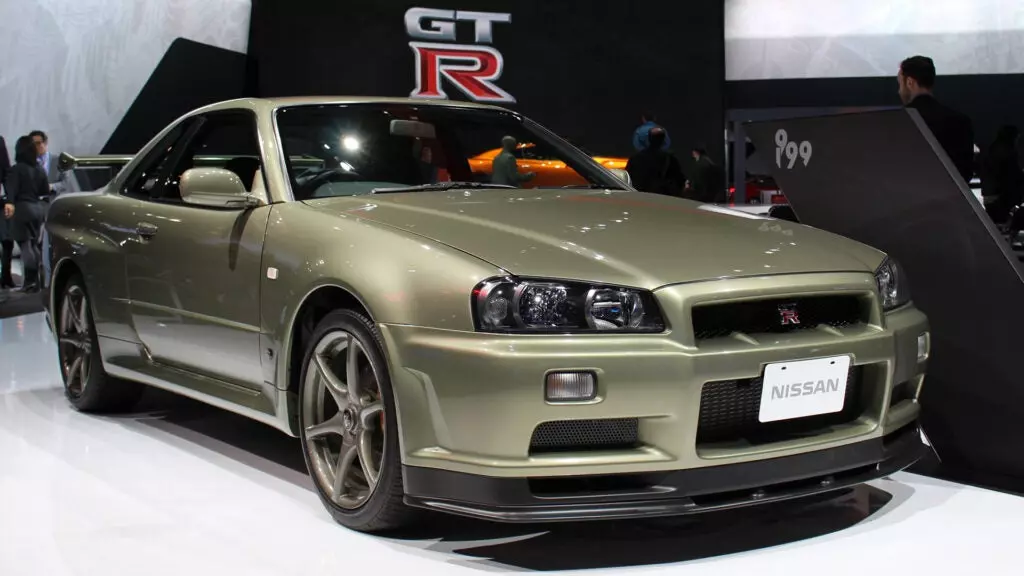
[305,189,884,289]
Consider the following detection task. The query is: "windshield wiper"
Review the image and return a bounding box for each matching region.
[561,184,623,190]
[371,181,516,194]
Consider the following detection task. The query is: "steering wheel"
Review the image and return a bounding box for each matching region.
[297,168,364,197]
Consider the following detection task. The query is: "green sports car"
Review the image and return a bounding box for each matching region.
[46,97,929,532]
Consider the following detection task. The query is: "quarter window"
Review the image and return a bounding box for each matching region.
[122,121,190,200]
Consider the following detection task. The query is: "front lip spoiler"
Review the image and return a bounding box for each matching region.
[403,424,926,523]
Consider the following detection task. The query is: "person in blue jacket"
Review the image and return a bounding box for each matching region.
[632,111,671,152]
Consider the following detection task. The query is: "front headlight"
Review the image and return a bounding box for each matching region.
[875,257,911,311]
[472,277,666,333]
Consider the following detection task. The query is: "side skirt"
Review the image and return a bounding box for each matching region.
[99,336,293,435]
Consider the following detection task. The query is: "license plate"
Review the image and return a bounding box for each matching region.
[759,356,852,423]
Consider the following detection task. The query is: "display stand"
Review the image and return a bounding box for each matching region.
[746,109,1024,487]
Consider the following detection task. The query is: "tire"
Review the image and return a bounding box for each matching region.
[298,309,417,532]
[57,274,143,412]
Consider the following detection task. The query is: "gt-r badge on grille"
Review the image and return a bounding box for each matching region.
[779,304,801,326]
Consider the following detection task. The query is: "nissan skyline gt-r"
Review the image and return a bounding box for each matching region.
[45,97,929,532]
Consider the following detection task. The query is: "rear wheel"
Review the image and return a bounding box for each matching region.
[298,309,417,532]
[58,275,142,412]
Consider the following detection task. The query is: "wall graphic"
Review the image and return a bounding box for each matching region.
[248,0,726,161]
[0,0,251,158]
[726,0,1024,81]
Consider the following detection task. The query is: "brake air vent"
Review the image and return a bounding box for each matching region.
[529,418,640,454]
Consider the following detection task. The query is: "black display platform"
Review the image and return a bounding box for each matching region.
[746,109,1024,487]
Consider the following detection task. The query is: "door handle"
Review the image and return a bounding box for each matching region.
[136,222,159,239]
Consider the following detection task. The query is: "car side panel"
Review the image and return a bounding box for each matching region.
[258,201,503,395]
[47,190,141,343]
[123,202,270,388]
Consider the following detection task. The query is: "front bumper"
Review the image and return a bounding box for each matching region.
[403,423,927,522]
[381,273,929,479]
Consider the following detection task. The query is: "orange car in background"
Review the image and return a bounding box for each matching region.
[469,143,627,188]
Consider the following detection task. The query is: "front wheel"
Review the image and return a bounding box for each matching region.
[298,309,417,532]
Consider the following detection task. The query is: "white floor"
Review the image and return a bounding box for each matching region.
[2,313,1024,575]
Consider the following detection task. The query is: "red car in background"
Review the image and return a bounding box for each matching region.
[469,143,626,188]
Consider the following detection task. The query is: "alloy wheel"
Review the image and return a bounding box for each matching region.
[301,330,385,510]
[59,285,92,396]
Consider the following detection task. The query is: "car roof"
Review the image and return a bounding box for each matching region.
[192,96,512,116]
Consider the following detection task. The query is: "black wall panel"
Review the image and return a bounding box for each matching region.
[746,110,1024,484]
[247,0,725,161]
[729,74,1024,157]
[102,38,251,154]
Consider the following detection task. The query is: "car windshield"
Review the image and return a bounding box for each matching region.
[275,103,626,200]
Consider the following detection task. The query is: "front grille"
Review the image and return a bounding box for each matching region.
[529,418,639,454]
[692,295,865,340]
[697,366,864,445]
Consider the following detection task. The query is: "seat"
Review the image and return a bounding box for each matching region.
[222,157,261,192]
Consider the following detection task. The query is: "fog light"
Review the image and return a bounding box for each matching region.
[545,372,596,402]
[917,332,930,361]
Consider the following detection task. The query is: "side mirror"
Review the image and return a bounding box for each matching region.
[609,168,632,186]
[180,168,263,209]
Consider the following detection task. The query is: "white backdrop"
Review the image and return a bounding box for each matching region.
[0,0,251,160]
[726,0,1024,81]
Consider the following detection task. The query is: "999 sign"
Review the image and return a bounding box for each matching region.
[775,129,813,170]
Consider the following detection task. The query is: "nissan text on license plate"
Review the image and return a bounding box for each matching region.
[759,355,852,423]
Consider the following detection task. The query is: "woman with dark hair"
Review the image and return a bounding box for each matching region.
[0,135,14,289]
[2,136,49,292]
[982,125,1024,225]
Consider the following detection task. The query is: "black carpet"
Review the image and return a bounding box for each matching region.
[0,283,45,319]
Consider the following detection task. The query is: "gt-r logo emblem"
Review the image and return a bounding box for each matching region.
[779,305,801,326]
[405,7,515,103]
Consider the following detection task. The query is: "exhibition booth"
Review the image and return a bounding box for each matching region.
[2,1,1024,574]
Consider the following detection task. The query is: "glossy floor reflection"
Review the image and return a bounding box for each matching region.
[2,312,1023,575]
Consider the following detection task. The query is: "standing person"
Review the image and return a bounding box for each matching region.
[3,136,49,293]
[30,130,64,287]
[0,135,14,289]
[491,136,535,187]
[632,111,671,152]
[981,125,1024,224]
[29,130,64,195]
[897,56,975,183]
[625,127,684,196]
[685,146,725,203]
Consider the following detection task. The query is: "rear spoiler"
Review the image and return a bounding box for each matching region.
[57,152,134,173]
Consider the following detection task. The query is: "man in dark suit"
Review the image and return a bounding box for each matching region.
[30,130,66,288]
[898,55,975,183]
[685,145,725,203]
[29,130,65,196]
[626,127,684,196]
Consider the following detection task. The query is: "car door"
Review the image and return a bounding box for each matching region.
[121,110,270,388]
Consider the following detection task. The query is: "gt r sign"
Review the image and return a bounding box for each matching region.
[405,7,516,103]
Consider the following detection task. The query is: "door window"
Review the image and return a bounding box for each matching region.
[162,111,264,203]
[125,111,263,204]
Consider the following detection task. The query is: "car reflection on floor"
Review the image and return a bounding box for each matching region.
[5,313,1020,575]
[126,385,912,572]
